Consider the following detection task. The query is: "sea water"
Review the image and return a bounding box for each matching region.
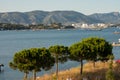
[0,27,120,80]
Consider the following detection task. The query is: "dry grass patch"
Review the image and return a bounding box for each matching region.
[37,61,120,80]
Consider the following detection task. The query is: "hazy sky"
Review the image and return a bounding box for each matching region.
[0,0,120,14]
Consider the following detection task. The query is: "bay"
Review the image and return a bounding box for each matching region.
[0,27,120,80]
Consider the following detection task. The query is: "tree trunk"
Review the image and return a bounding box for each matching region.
[80,59,83,75]
[56,55,58,80]
[93,61,96,68]
[33,70,36,80]
[23,73,28,80]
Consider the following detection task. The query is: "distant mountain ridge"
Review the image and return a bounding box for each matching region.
[0,10,119,25]
[89,12,120,24]
[42,11,102,24]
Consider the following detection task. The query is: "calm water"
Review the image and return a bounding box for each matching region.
[0,27,120,80]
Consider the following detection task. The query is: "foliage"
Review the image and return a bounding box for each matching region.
[49,45,69,80]
[69,37,113,75]
[9,47,55,80]
[9,49,32,80]
[0,23,29,30]
[0,23,63,30]
[9,37,114,80]
[82,37,113,61]
[106,60,115,80]
[69,42,91,75]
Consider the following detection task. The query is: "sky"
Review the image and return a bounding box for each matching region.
[0,0,120,15]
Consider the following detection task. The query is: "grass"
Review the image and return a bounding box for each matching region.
[36,61,120,80]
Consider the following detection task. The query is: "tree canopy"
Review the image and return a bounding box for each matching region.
[69,37,113,75]
[9,37,114,80]
[81,37,113,61]
[49,45,69,79]
[9,47,55,80]
[69,42,92,75]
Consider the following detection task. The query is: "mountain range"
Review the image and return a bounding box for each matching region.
[0,10,120,25]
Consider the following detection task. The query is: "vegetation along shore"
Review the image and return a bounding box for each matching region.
[0,22,120,31]
[9,37,117,80]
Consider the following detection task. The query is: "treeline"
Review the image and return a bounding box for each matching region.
[0,23,74,30]
[0,23,29,30]
[9,37,114,80]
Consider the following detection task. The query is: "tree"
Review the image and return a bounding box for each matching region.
[81,37,113,67]
[49,45,69,80]
[69,42,91,75]
[69,37,113,76]
[29,48,41,80]
[9,47,55,80]
[9,49,32,80]
[30,48,55,80]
